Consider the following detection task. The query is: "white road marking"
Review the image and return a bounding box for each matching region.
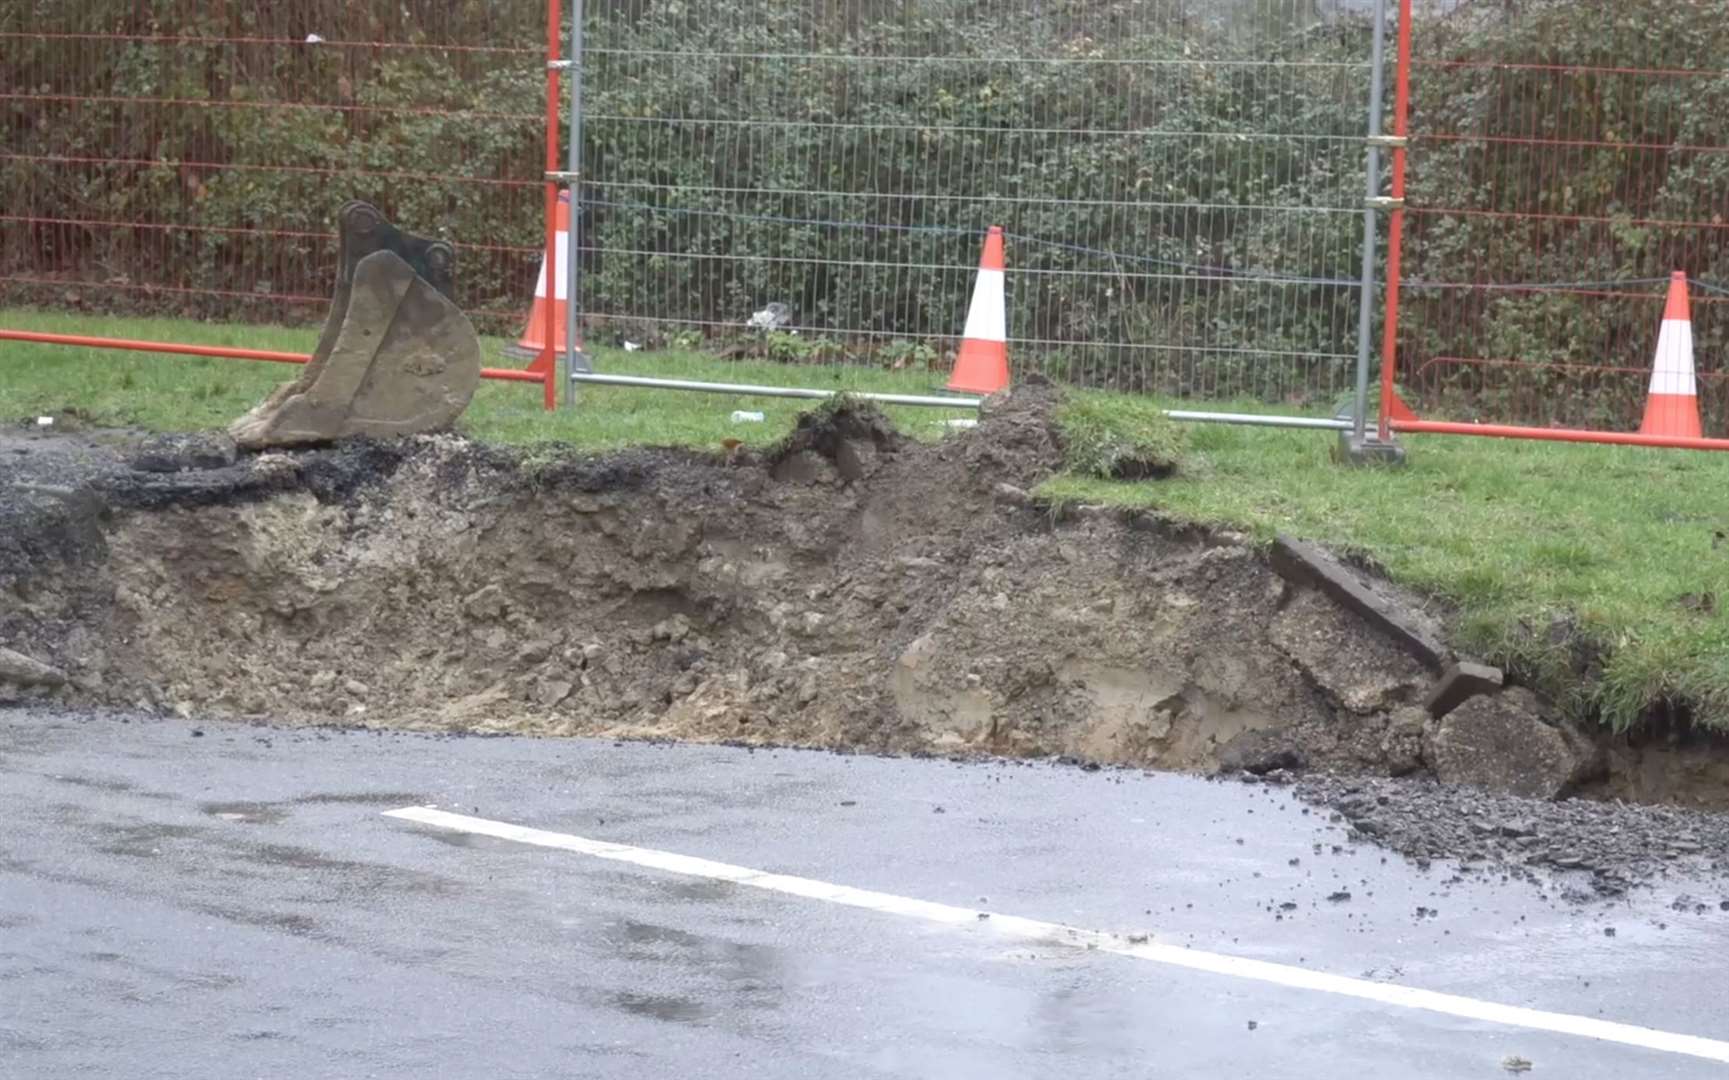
[384,805,1729,1065]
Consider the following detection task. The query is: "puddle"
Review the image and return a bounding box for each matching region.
[247,843,366,872]
[604,874,738,905]
[193,903,324,938]
[414,829,516,851]
[201,801,287,825]
[293,791,428,806]
[608,992,709,1025]
[94,822,204,858]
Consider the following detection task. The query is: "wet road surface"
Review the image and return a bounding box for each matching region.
[3,709,1728,1078]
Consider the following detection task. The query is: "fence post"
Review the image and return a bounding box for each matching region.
[563,0,592,408]
[539,0,563,411]
[1378,0,1414,442]
[1344,0,1404,465]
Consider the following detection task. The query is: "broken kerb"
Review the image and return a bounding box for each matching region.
[229,201,482,450]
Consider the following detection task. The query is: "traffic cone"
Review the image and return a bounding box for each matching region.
[506,190,581,364]
[946,226,1009,395]
[1639,271,1701,438]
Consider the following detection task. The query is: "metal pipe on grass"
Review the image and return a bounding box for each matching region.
[568,371,980,409]
[1163,410,1353,431]
[0,330,548,385]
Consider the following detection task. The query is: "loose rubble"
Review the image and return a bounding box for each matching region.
[1296,773,1729,898]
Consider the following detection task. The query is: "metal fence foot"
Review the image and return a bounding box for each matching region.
[1334,431,1408,468]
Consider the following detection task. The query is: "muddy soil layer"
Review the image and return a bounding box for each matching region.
[1,391,1724,810]
[2,391,1426,771]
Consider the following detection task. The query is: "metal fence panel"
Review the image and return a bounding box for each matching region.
[0,2,548,338]
[579,0,1376,404]
[1397,0,1729,433]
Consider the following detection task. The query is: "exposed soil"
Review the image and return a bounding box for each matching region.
[4,385,1729,844]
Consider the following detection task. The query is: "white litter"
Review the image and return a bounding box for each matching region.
[623,341,643,352]
[305,33,325,43]
[35,416,54,428]
[746,302,791,331]
[730,411,765,423]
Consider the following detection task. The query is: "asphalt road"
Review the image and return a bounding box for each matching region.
[4,709,1729,1079]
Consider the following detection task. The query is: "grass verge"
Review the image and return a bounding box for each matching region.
[0,308,974,451]
[1057,391,1187,479]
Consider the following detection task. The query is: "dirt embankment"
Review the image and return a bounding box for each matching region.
[1,388,1726,811]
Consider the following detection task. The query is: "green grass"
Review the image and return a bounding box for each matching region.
[1045,396,1729,732]
[6,308,1728,732]
[0,308,974,451]
[1057,391,1188,479]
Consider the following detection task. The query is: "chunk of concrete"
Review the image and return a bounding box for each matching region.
[1268,535,1450,671]
[1427,688,1593,800]
[0,646,66,688]
[230,202,479,450]
[1423,661,1505,718]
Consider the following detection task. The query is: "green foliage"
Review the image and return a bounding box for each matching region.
[580,0,1370,397]
[3,0,1371,378]
[762,332,826,365]
[0,1,546,335]
[881,338,940,371]
[1400,0,1729,429]
[10,0,1729,423]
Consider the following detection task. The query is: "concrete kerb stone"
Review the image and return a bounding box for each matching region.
[0,646,67,688]
[1424,661,1506,719]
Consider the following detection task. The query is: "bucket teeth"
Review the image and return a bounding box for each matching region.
[230,202,480,450]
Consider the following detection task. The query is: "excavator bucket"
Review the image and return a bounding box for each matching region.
[230,201,482,450]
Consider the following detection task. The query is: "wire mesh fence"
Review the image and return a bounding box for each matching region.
[580,0,1378,404]
[0,1,549,338]
[1397,0,1729,433]
[13,0,1729,438]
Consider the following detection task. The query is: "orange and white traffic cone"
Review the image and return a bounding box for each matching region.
[946,226,1010,395]
[1639,271,1702,438]
[506,190,581,365]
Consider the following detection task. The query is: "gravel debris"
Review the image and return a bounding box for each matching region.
[1295,774,1729,898]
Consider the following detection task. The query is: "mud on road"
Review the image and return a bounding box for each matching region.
[4,387,1729,897]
